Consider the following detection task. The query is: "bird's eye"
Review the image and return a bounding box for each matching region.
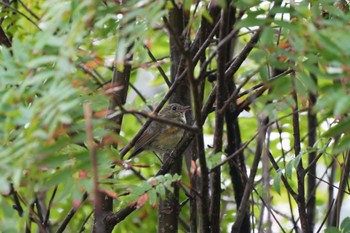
[172,106,177,111]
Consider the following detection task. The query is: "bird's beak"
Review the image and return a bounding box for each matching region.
[182,106,191,112]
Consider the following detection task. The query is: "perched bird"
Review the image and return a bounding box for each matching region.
[125,103,190,159]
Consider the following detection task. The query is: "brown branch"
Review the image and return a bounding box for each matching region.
[187,52,210,233]
[225,29,261,79]
[276,121,298,231]
[316,199,335,233]
[210,5,230,230]
[9,183,23,217]
[142,41,171,87]
[333,150,350,227]
[101,35,134,230]
[113,109,198,133]
[79,210,93,233]
[43,186,58,227]
[105,204,137,228]
[231,116,268,231]
[253,188,286,233]
[305,139,331,174]
[77,64,104,88]
[0,25,11,47]
[128,83,149,106]
[84,103,102,232]
[291,78,310,232]
[55,192,89,233]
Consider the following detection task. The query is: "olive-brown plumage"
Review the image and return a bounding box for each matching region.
[127,103,190,159]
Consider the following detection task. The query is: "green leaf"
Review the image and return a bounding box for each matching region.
[273,169,282,194]
[26,55,58,68]
[333,135,350,154]
[202,10,213,24]
[325,227,341,233]
[260,27,274,48]
[133,185,146,196]
[297,72,317,93]
[183,0,192,10]
[285,160,293,179]
[259,65,269,82]
[334,95,350,117]
[148,189,157,205]
[323,118,350,137]
[207,152,223,170]
[140,182,152,191]
[156,184,166,198]
[340,217,350,231]
[236,15,266,28]
[294,153,302,169]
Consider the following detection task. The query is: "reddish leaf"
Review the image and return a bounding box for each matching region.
[78,170,89,179]
[137,193,148,208]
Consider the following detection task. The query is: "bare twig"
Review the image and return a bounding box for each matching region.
[56,192,89,233]
[84,102,102,232]
[111,108,198,132]
[0,1,40,30]
[232,116,268,231]
[253,187,286,233]
[142,42,171,87]
[18,0,40,20]
[43,186,58,226]
[291,78,310,232]
[79,210,93,233]
[9,183,23,217]
[316,199,335,233]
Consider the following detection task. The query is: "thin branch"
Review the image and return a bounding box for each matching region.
[9,183,23,217]
[0,25,11,47]
[291,78,310,232]
[18,0,40,20]
[333,150,350,226]
[187,49,211,233]
[0,1,40,30]
[79,210,93,233]
[43,186,58,227]
[316,199,334,233]
[231,116,268,231]
[310,173,350,195]
[276,121,298,231]
[84,102,102,232]
[304,139,331,174]
[142,41,171,87]
[210,139,254,172]
[253,188,286,233]
[129,82,149,106]
[112,108,198,133]
[236,69,293,99]
[55,192,89,233]
[77,64,104,88]
[162,16,186,55]
[219,68,258,115]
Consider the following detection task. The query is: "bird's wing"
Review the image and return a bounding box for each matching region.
[128,126,159,159]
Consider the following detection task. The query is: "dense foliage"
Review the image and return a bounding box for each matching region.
[1,0,350,232]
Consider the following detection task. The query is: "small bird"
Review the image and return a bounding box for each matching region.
[125,103,190,159]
